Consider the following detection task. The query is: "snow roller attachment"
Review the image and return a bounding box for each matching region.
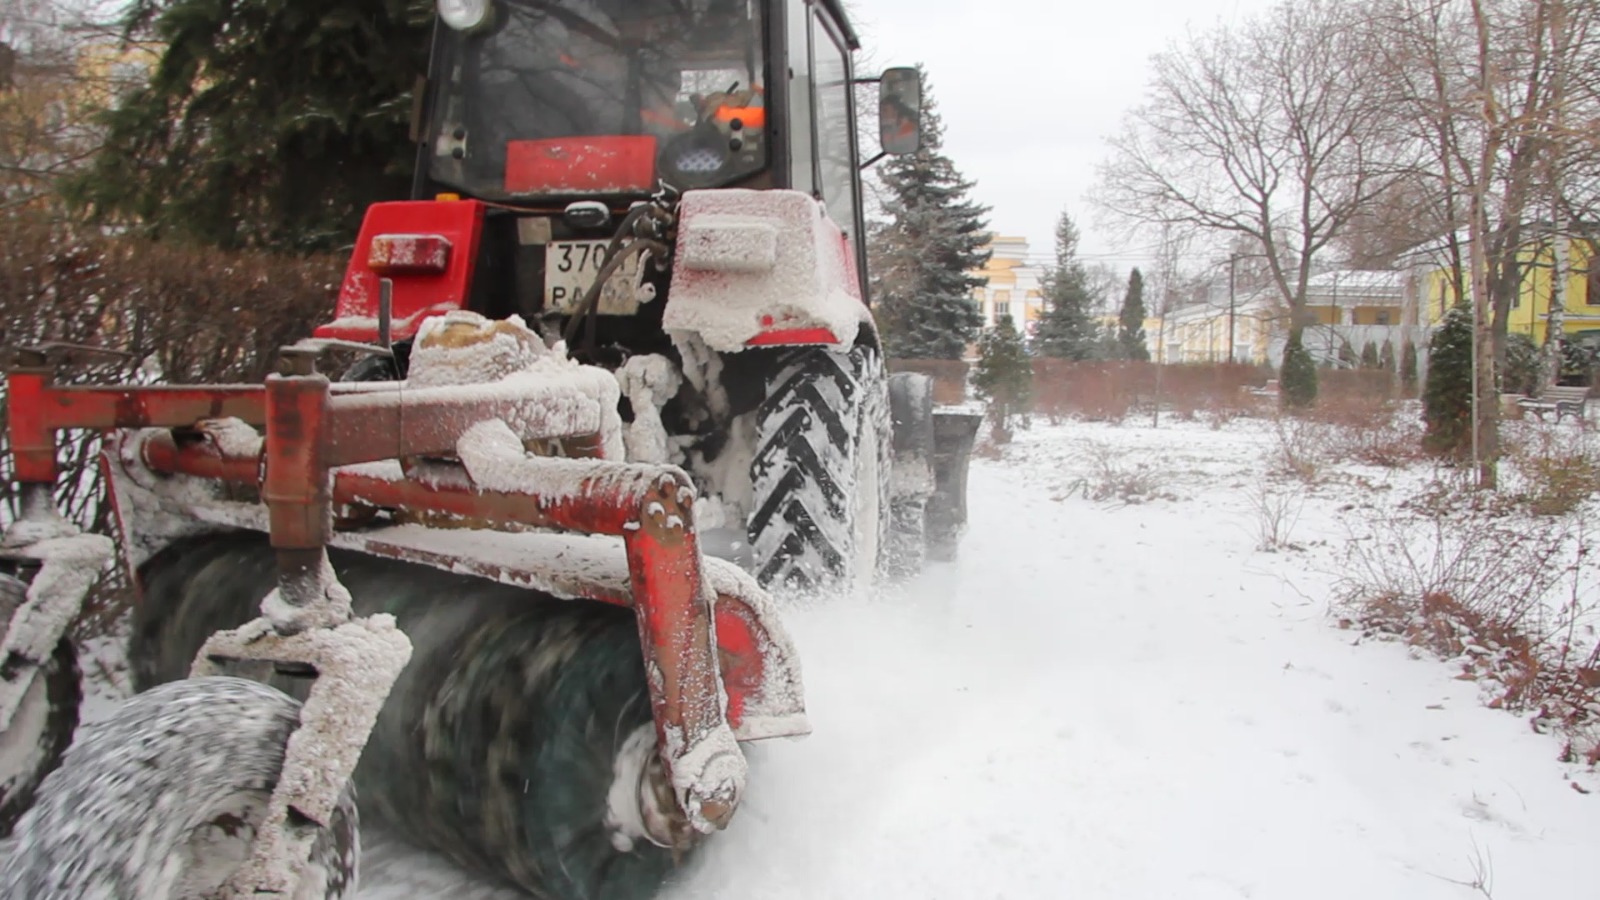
[0,490,113,839]
[0,677,359,898]
[130,531,690,899]
[0,570,79,838]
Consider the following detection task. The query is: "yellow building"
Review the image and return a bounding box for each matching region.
[968,236,1046,333]
[1153,292,1280,364]
[1404,233,1599,343]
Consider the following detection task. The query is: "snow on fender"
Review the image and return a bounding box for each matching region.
[664,188,872,353]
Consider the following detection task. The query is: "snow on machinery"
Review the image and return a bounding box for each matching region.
[0,0,979,896]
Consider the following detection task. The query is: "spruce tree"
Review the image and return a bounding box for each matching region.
[1422,303,1474,458]
[64,0,432,252]
[869,69,988,360]
[1503,333,1541,395]
[1280,330,1317,409]
[1401,339,1419,394]
[972,315,1032,443]
[1092,323,1121,360]
[1117,267,1149,361]
[1338,338,1359,369]
[1379,340,1396,372]
[1360,340,1380,369]
[1560,341,1596,386]
[1033,209,1098,360]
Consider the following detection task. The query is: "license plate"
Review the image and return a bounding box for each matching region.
[544,240,645,316]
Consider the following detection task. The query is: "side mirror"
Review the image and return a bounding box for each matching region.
[878,67,922,156]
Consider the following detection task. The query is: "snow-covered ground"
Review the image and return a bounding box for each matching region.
[360,414,1600,899]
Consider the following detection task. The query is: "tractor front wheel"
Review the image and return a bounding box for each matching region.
[748,344,891,594]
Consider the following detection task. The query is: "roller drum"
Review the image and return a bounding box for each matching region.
[131,532,681,900]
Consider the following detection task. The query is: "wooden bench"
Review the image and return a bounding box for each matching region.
[1517,384,1591,422]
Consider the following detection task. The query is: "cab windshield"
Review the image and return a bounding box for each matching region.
[428,0,768,199]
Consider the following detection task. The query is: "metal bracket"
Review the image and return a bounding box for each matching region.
[193,613,412,898]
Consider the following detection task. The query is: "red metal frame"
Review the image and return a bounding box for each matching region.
[315,199,487,345]
[7,360,753,825]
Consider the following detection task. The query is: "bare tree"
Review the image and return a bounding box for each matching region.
[1366,0,1600,487]
[1091,0,1413,355]
[0,0,151,214]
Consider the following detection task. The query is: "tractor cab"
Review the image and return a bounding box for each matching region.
[424,0,774,200]
[315,0,922,369]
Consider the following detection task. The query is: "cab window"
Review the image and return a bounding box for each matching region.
[809,9,857,240]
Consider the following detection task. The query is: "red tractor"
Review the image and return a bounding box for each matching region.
[0,0,979,896]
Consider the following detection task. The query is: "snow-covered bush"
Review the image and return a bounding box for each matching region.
[1504,423,1600,517]
[1422,303,1474,458]
[1335,479,1600,766]
[1279,330,1318,409]
[972,315,1032,443]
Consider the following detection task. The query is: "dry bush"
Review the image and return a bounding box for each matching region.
[1335,491,1600,765]
[1303,396,1424,468]
[1268,414,1335,481]
[1317,368,1399,403]
[1031,359,1141,423]
[1059,438,1169,504]
[1505,426,1600,517]
[1247,478,1305,551]
[1031,360,1268,424]
[1162,362,1263,421]
[887,358,969,406]
[0,213,342,633]
[1202,395,1266,430]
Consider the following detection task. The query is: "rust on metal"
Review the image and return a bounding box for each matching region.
[5,369,266,484]
[620,474,735,830]
[321,388,606,466]
[262,373,333,555]
[140,430,262,483]
[6,356,750,831]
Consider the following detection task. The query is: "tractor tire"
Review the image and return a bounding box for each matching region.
[748,344,891,594]
[0,572,80,839]
[0,676,357,899]
[885,372,936,580]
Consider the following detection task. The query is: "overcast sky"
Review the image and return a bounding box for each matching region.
[847,0,1280,274]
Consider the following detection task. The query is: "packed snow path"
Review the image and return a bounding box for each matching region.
[361,419,1598,899]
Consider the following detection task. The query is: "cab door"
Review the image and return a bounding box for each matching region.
[780,0,868,298]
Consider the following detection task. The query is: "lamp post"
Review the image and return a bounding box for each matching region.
[1228,253,1239,363]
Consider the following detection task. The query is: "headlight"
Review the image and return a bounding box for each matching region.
[438,0,489,31]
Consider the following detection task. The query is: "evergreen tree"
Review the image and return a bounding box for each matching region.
[1091,322,1121,360]
[1117,267,1149,361]
[869,69,988,360]
[64,0,433,252]
[1423,303,1475,458]
[1359,340,1380,369]
[972,315,1032,443]
[1401,339,1419,394]
[1560,341,1597,386]
[1280,330,1317,409]
[1503,332,1541,395]
[1338,338,1359,369]
[1032,209,1098,360]
[1379,339,1396,372]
